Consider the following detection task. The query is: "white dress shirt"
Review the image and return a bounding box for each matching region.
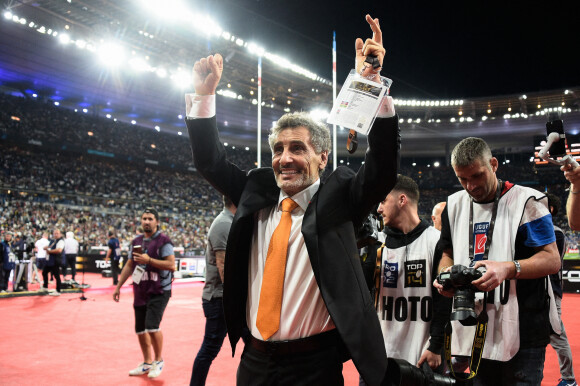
[247,181,335,341]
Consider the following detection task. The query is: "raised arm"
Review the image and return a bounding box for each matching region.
[562,163,580,230]
[186,53,248,205]
[350,15,399,218]
[192,53,223,95]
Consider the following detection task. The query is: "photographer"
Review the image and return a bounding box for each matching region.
[433,137,560,385]
[374,175,448,371]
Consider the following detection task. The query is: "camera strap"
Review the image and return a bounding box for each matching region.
[374,242,386,310]
[468,180,503,262]
[444,297,489,381]
[445,180,501,381]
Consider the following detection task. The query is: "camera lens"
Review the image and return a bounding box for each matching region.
[451,289,478,326]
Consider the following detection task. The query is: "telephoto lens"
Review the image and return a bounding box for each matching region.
[383,358,456,385]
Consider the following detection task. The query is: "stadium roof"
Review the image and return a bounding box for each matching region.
[1,0,579,158]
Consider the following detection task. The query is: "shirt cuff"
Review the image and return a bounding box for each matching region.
[185,93,216,119]
[377,95,396,118]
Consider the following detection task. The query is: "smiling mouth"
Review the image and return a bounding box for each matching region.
[280,170,299,175]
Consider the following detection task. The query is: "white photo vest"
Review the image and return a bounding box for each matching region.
[447,184,548,361]
[377,226,440,365]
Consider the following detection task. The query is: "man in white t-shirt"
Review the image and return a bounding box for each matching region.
[42,229,65,296]
[63,232,79,282]
[32,233,49,284]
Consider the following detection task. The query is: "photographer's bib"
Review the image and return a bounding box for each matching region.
[376,226,440,365]
[446,184,549,361]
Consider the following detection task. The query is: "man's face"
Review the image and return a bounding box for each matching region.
[141,213,158,234]
[53,230,61,239]
[377,192,400,227]
[453,157,498,203]
[5,234,12,242]
[271,126,328,196]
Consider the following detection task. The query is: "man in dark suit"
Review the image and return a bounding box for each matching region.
[185,15,399,385]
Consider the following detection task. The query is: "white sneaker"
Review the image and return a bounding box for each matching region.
[129,362,151,376]
[148,360,164,378]
[48,291,61,296]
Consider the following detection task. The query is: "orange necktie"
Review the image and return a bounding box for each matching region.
[256,197,299,340]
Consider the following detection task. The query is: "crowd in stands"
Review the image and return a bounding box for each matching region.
[1,92,578,252]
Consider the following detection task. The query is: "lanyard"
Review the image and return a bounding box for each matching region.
[468,180,503,262]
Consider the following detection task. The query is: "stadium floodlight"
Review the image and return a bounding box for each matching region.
[190,14,222,37]
[75,40,87,49]
[139,0,190,21]
[156,68,168,78]
[3,11,12,19]
[98,42,125,66]
[217,89,238,99]
[310,109,330,121]
[171,70,190,88]
[128,57,150,72]
[247,42,265,57]
[58,33,71,45]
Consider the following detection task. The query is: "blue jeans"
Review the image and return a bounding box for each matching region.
[473,346,546,386]
[190,297,227,386]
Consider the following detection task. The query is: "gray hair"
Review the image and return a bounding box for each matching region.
[268,112,332,155]
[451,137,493,169]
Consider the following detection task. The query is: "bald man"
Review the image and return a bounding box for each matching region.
[431,202,446,231]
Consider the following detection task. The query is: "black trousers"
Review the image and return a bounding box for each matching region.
[43,264,61,292]
[111,258,121,284]
[65,254,77,280]
[236,339,344,386]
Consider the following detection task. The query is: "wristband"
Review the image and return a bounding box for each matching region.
[513,260,521,279]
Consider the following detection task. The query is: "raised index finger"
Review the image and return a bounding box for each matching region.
[366,14,382,45]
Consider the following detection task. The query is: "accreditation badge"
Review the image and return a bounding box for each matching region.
[473,222,489,262]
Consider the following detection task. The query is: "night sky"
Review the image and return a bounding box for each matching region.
[204,0,580,99]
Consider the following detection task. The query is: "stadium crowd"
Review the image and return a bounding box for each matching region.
[1,92,577,251]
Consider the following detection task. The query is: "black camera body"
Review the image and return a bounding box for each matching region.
[437,264,483,326]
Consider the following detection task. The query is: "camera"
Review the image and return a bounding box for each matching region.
[384,358,455,385]
[356,212,382,249]
[437,264,483,326]
[545,119,567,157]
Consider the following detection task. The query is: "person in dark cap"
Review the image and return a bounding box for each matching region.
[105,230,121,285]
[113,207,175,379]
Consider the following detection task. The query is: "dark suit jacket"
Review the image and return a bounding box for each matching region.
[187,115,400,386]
